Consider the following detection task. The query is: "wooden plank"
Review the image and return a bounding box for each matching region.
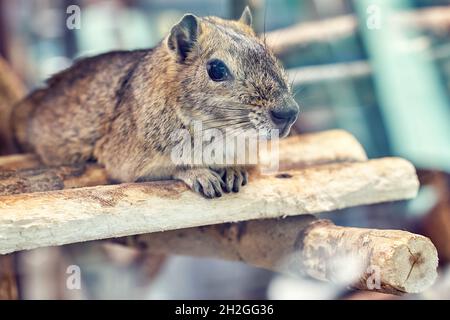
[0,157,418,254]
[0,130,367,196]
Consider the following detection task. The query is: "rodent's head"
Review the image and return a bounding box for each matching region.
[165,7,299,138]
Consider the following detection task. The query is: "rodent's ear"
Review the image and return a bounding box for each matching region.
[238,6,253,27]
[167,14,199,62]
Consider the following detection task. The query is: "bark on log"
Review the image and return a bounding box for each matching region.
[117,215,438,295]
[267,6,450,55]
[0,157,418,254]
[0,129,367,196]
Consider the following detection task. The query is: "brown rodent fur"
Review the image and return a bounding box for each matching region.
[11,8,299,198]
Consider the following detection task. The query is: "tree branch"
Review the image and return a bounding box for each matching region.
[116,215,437,295]
[267,6,450,55]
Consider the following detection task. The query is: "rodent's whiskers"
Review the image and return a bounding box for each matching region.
[213,106,249,112]
[203,122,246,128]
[210,122,247,129]
[212,113,249,120]
[211,110,249,117]
[292,85,306,99]
[289,70,301,93]
[203,115,249,124]
[204,119,252,131]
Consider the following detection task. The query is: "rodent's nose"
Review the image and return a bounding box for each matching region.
[270,107,299,125]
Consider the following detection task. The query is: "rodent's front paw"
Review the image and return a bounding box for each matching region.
[214,167,248,193]
[173,168,225,199]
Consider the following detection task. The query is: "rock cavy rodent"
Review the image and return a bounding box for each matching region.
[12,7,299,198]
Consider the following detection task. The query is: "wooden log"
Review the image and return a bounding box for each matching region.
[117,216,438,295]
[0,157,418,254]
[267,6,450,55]
[276,129,367,170]
[301,220,437,294]
[0,129,367,196]
[267,14,356,55]
[287,61,371,86]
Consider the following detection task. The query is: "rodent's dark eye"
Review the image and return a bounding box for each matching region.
[207,59,231,82]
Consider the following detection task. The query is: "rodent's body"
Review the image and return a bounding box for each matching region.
[14,49,179,182]
[12,8,299,197]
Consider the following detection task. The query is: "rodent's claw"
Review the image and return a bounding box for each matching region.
[174,168,225,199]
[219,167,248,193]
[174,167,248,198]
[193,174,223,198]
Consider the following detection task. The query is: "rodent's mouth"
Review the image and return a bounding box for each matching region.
[278,122,294,138]
[269,102,299,138]
[270,113,298,138]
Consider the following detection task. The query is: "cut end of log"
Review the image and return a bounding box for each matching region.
[385,236,438,294]
[301,222,438,295]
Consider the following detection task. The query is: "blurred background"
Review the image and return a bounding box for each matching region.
[0,0,450,299]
